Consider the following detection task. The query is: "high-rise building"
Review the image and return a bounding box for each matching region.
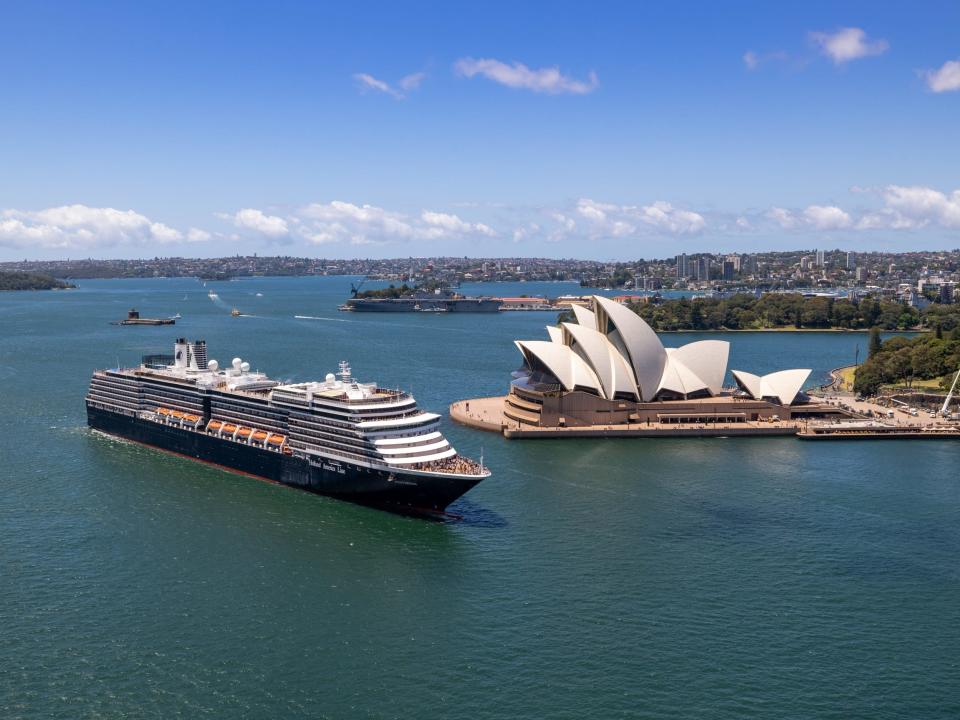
[676,253,689,279]
[855,267,867,282]
[724,254,741,272]
[846,252,856,270]
[815,249,825,267]
[722,260,735,281]
[800,256,810,271]
[941,283,956,304]
[695,257,711,281]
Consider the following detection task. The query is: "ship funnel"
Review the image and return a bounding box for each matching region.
[174,338,189,368]
[191,340,208,370]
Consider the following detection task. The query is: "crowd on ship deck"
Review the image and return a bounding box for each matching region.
[412,455,485,475]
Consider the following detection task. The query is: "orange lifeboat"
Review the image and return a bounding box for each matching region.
[157,407,171,416]
[184,414,201,424]
[252,430,268,441]
[236,427,253,439]
[268,434,284,445]
[222,423,238,434]
[208,420,224,431]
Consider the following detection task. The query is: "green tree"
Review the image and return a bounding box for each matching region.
[690,302,704,330]
[868,327,882,358]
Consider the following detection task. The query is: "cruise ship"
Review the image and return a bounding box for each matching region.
[86,338,489,514]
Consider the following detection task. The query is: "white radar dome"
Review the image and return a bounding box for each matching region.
[232,357,242,370]
[240,361,250,373]
[325,373,336,383]
[207,359,219,372]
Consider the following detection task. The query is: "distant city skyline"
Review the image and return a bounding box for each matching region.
[1,1,959,260]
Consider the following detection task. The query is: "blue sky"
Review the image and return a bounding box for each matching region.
[1,0,959,260]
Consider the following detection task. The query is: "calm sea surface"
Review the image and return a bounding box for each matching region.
[1,277,958,719]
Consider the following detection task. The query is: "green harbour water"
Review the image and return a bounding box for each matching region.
[1,277,958,719]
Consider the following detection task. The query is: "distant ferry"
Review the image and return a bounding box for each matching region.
[86,338,489,515]
[343,287,501,313]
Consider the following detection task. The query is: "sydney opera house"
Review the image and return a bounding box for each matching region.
[506,296,827,429]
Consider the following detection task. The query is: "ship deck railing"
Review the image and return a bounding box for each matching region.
[291,388,412,405]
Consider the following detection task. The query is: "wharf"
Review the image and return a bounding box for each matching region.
[450,395,960,440]
[797,421,960,440]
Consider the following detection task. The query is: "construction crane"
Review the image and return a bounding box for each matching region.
[349,278,368,298]
[941,367,960,418]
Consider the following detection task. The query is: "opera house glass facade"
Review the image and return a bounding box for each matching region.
[508,296,814,429]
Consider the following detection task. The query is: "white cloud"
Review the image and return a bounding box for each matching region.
[575,198,703,237]
[810,27,888,64]
[803,205,851,229]
[547,214,576,243]
[761,186,960,233]
[399,72,426,91]
[294,201,497,246]
[0,204,188,250]
[576,198,615,222]
[301,201,416,244]
[923,59,960,93]
[878,185,960,228]
[187,227,211,242]
[512,222,541,243]
[421,210,496,237]
[855,208,916,230]
[222,208,289,238]
[552,213,576,232]
[454,57,598,95]
[638,201,705,234]
[353,71,425,99]
[353,73,403,99]
[742,50,789,71]
[767,207,799,229]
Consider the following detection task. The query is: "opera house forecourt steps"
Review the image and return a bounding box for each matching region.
[450,295,852,439]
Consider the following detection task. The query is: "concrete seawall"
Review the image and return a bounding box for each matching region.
[502,424,799,439]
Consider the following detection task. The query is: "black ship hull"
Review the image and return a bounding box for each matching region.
[86,405,481,515]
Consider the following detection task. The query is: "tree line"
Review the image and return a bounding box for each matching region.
[854,326,960,395]
[626,293,958,331]
[0,271,74,291]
